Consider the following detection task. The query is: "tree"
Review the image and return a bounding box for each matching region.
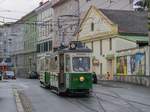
[143,0,150,10]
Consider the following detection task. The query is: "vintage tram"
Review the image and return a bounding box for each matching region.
[39,41,93,95]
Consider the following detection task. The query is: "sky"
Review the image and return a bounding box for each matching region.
[0,0,48,23]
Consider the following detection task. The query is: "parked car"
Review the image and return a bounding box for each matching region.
[0,71,2,80]
[92,72,97,84]
[5,71,16,79]
[29,71,39,79]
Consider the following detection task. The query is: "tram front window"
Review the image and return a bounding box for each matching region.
[72,57,90,72]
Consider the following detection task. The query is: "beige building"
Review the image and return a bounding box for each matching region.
[78,6,148,80]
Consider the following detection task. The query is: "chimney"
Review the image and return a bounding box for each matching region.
[39,2,43,6]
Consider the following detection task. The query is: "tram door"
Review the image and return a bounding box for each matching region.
[59,54,65,88]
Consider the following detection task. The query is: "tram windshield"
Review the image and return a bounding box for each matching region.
[72,57,90,72]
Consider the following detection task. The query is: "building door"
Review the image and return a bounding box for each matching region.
[59,54,65,87]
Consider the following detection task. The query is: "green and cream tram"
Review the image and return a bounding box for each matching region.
[39,41,93,95]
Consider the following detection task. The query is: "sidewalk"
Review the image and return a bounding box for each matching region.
[0,80,17,112]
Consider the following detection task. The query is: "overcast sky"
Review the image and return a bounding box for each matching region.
[0,0,48,23]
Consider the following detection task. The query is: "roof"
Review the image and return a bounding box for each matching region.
[100,9,148,35]
[119,35,149,42]
[51,0,68,8]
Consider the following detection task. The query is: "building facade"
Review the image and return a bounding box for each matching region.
[10,22,25,77]
[52,0,79,48]
[0,26,4,61]
[78,6,148,80]
[0,23,14,63]
[22,11,37,77]
[36,1,54,73]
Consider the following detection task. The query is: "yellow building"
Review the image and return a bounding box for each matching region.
[78,6,148,80]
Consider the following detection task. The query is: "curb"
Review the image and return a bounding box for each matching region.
[13,89,24,112]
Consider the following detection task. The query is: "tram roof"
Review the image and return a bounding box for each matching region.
[56,48,92,54]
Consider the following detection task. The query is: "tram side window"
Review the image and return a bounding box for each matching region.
[40,59,45,71]
[49,56,59,72]
[45,58,49,71]
[65,55,71,72]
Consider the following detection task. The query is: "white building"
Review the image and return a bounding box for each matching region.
[10,22,25,76]
[0,23,13,60]
[0,26,4,60]
[35,1,54,73]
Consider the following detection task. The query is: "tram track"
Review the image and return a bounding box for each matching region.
[63,90,150,112]
[93,90,150,112]
[65,97,99,112]
[94,90,150,107]
[93,92,107,112]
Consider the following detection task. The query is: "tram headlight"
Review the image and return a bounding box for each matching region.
[80,76,85,82]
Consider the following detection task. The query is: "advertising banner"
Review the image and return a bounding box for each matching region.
[116,52,145,75]
[116,56,127,75]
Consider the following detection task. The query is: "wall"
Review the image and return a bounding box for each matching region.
[114,46,150,87]
[84,37,138,80]
[9,23,25,76]
[36,2,54,42]
[52,0,78,48]
[36,2,54,74]
[24,15,37,53]
[23,12,37,75]
[114,38,137,51]
[53,0,78,18]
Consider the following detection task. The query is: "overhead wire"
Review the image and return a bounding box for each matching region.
[0,0,141,44]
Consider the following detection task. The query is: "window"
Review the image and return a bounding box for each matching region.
[100,40,102,55]
[91,41,93,51]
[91,22,94,31]
[109,38,112,50]
[100,63,102,75]
[48,41,52,51]
[72,57,90,72]
[44,42,48,52]
[65,55,71,72]
[37,44,40,53]
[40,43,44,52]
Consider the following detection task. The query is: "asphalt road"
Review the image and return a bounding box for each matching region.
[1,79,150,112]
[0,80,17,112]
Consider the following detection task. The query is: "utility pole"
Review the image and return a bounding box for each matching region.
[75,0,80,41]
[148,10,150,76]
[57,18,61,47]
